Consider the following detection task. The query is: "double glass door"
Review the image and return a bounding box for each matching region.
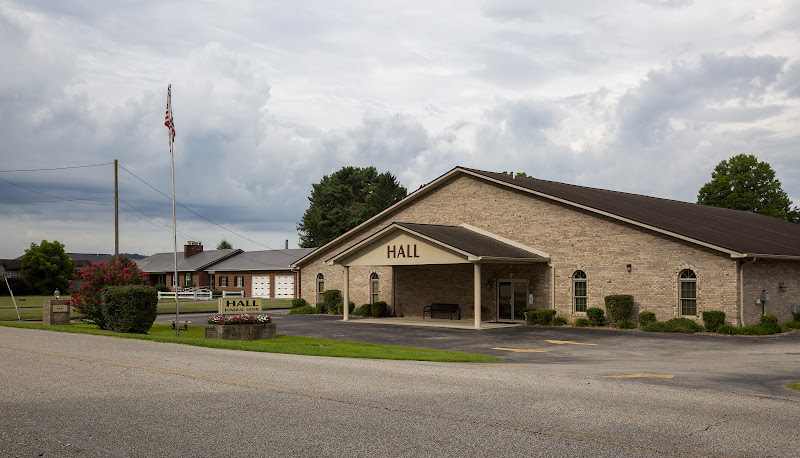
[498,280,527,321]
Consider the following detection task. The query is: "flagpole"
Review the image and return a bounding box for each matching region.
[166,84,180,337]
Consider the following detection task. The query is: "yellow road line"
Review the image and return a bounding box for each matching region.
[492,347,547,353]
[605,374,676,379]
[546,340,597,346]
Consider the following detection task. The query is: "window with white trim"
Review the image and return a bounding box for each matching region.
[234,276,244,287]
[316,273,325,304]
[370,272,380,303]
[573,270,587,313]
[679,269,697,316]
[219,276,228,287]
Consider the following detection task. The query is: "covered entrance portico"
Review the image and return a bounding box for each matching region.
[325,222,550,329]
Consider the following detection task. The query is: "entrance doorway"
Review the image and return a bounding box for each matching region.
[498,280,527,322]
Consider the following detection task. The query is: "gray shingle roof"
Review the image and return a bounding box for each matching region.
[463,168,800,257]
[394,223,547,260]
[136,249,242,272]
[209,248,316,271]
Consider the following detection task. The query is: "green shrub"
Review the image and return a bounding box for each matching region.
[371,301,389,317]
[291,298,308,309]
[354,304,372,316]
[586,307,605,326]
[717,324,777,336]
[616,319,636,329]
[638,311,657,326]
[552,316,568,326]
[702,311,726,332]
[793,312,800,322]
[100,285,157,334]
[782,321,800,330]
[334,301,356,315]
[288,305,315,315]
[537,309,557,325]
[322,290,342,313]
[575,318,590,327]
[760,315,780,333]
[314,302,327,314]
[604,295,634,324]
[153,283,169,293]
[211,289,222,297]
[524,310,538,325]
[642,317,704,333]
[70,256,149,329]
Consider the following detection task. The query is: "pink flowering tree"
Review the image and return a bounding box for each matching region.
[70,256,149,329]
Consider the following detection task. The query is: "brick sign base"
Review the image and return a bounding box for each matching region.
[204,323,276,341]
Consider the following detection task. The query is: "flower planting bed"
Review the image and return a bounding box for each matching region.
[204,314,275,341]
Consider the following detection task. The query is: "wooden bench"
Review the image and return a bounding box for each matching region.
[423,303,460,320]
[171,320,191,331]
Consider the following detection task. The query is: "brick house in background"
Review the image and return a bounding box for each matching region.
[293,167,800,328]
[205,248,315,298]
[137,242,313,299]
[137,242,242,290]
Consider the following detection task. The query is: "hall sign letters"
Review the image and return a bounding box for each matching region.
[387,244,420,259]
[337,231,467,266]
[218,298,262,315]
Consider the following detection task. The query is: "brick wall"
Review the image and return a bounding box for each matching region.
[742,260,800,325]
[300,174,758,323]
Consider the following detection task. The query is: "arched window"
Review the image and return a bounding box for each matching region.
[316,273,325,304]
[679,269,697,316]
[370,273,380,303]
[573,270,587,313]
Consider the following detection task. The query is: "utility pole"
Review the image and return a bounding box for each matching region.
[114,159,119,260]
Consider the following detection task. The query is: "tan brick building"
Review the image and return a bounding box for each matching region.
[293,167,800,328]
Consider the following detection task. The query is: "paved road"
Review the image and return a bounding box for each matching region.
[2,319,799,456]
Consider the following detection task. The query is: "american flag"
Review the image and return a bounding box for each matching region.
[165,84,175,148]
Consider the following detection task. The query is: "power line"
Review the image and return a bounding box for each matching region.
[0,176,114,206]
[0,162,114,173]
[118,199,199,241]
[117,163,285,251]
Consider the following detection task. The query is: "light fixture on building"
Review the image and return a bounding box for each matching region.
[779,282,787,293]
[54,288,60,299]
[626,264,632,273]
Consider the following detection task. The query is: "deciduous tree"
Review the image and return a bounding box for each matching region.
[297,166,408,247]
[697,154,798,222]
[216,239,233,249]
[21,240,74,295]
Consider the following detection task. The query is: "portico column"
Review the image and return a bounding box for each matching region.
[474,262,481,329]
[343,265,350,321]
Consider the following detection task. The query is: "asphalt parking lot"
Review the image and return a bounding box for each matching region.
[156,309,800,399]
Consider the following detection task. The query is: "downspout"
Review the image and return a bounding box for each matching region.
[549,262,556,311]
[739,257,757,326]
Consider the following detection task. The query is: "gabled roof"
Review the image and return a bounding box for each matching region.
[295,166,800,265]
[0,259,22,270]
[137,249,243,272]
[208,248,316,271]
[393,223,548,261]
[461,168,800,258]
[325,222,548,265]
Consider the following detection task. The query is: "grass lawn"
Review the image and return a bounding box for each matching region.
[0,296,293,321]
[0,321,500,362]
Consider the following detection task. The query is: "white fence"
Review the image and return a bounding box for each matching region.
[158,288,213,301]
[222,290,245,298]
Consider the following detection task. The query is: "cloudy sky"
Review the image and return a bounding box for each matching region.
[1,1,799,258]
